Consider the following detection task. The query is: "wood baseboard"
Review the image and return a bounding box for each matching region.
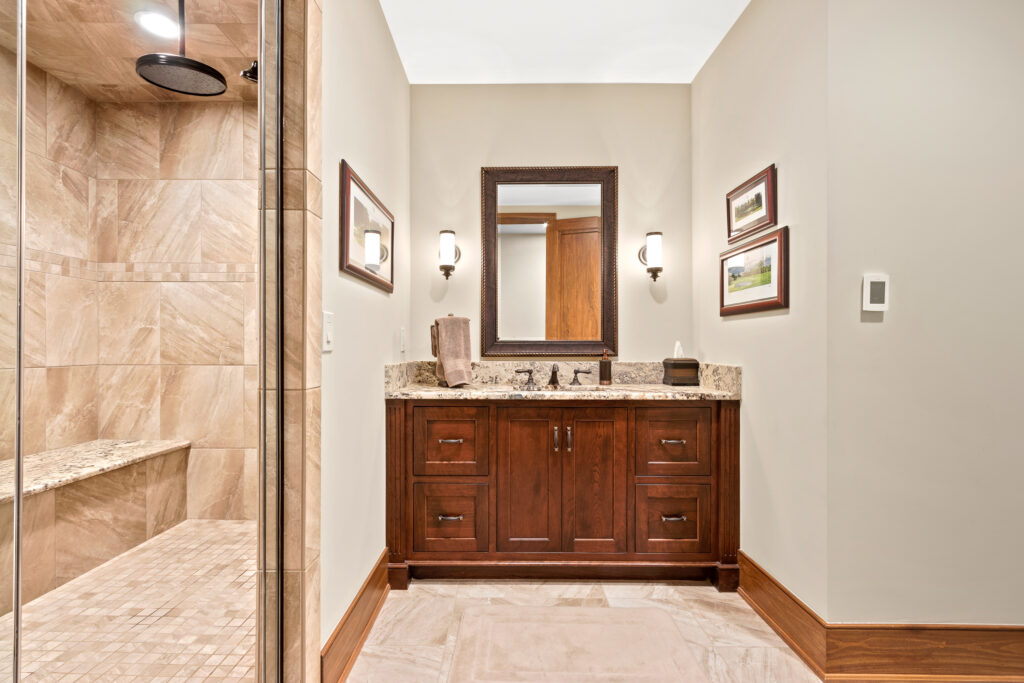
[739,551,1024,682]
[321,548,390,683]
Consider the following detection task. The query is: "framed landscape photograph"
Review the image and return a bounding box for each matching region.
[720,226,789,316]
[726,164,777,243]
[340,160,395,293]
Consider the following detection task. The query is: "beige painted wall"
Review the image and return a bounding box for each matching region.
[691,0,830,615]
[825,0,1024,624]
[410,84,692,361]
[320,0,411,643]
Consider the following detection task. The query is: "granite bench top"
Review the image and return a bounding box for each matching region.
[0,439,191,504]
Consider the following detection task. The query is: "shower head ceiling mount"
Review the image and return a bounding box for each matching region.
[135,0,227,97]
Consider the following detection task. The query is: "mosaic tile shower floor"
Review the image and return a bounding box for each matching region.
[9,519,256,682]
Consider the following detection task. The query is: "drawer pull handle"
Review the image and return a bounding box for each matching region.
[438,438,464,444]
[554,426,559,452]
[661,513,687,522]
[437,514,464,522]
[566,426,573,452]
[660,439,687,446]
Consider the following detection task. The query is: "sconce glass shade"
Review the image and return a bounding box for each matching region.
[639,231,664,281]
[439,230,457,267]
[364,229,381,269]
[645,232,663,269]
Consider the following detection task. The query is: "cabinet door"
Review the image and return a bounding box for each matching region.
[496,407,562,552]
[562,407,628,553]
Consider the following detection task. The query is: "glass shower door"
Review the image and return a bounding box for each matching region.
[0,0,20,677]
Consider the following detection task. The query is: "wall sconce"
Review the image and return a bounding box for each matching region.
[439,229,461,279]
[363,229,388,272]
[638,231,663,281]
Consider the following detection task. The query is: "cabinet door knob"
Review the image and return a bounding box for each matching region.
[438,438,464,444]
[661,513,687,522]
[660,439,686,446]
[553,426,560,452]
[437,514,464,522]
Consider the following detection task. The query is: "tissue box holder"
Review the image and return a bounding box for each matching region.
[662,358,700,386]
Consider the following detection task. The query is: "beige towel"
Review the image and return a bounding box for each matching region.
[431,315,472,387]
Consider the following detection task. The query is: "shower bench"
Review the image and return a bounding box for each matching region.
[0,439,191,612]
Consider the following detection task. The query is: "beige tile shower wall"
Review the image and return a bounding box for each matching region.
[15,63,258,522]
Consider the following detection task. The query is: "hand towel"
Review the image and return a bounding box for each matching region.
[432,315,472,387]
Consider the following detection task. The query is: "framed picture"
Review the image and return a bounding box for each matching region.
[340,160,394,293]
[726,164,777,243]
[720,226,789,316]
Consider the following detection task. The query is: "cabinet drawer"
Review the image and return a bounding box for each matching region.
[635,484,711,554]
[413,407,489,476]
[413,483,488,552]
[635,407,711,477]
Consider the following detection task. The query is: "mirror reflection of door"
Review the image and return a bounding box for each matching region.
[546,216,601,340]
[495,183,602,341]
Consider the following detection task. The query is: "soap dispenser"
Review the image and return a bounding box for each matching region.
[599,349,612,385]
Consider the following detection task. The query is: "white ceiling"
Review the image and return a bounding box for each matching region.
[378,0,751,84]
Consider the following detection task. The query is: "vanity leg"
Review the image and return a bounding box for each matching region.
[713,564,740,592]
[388,564,410,590]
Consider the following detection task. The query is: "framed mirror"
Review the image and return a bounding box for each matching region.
[482,167,618,356]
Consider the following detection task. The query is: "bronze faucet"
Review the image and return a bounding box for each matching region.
[548,364,560,388]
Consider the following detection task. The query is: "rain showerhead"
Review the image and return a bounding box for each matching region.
[136,0,227,97]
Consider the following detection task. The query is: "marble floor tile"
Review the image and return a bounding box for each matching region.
[449,605,708,682]
[680,594,788,648]
[692,645,821,683]
[366,594,455,648]
[347,645,445,683]
[352,579,817,683]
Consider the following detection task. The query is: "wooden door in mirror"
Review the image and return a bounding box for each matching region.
[481,167,618,357]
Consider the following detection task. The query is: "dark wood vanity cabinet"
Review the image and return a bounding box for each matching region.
[496,406,628,554]
[386,399,740,591]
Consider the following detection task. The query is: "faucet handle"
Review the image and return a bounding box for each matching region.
[570,369,592,386]
[515,368,536,389]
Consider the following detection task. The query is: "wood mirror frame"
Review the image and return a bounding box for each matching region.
[481,166,618,357]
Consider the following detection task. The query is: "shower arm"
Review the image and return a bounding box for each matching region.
[178,0,186,56]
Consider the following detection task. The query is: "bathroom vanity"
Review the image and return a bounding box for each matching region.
[384,364,741,591]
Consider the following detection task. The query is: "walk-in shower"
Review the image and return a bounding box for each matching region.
[0,0,285,679]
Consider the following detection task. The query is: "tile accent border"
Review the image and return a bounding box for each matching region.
[738,551,1024,681]
[320,548,389,683]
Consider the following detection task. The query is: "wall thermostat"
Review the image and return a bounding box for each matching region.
[862,273,889,312]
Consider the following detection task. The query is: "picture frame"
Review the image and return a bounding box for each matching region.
[340,160,395,293]
[726,164,777,243]
[719,226,789,316]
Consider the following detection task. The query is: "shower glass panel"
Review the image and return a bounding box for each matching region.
[4,0,283,677]
[0,0,21,677]
[259,0,284,678]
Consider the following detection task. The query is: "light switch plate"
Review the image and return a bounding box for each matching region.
[862,274,890,312]
[322,311,335,352]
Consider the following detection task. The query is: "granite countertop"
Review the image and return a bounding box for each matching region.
[0,439,191,504]
[386,382,738,401]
